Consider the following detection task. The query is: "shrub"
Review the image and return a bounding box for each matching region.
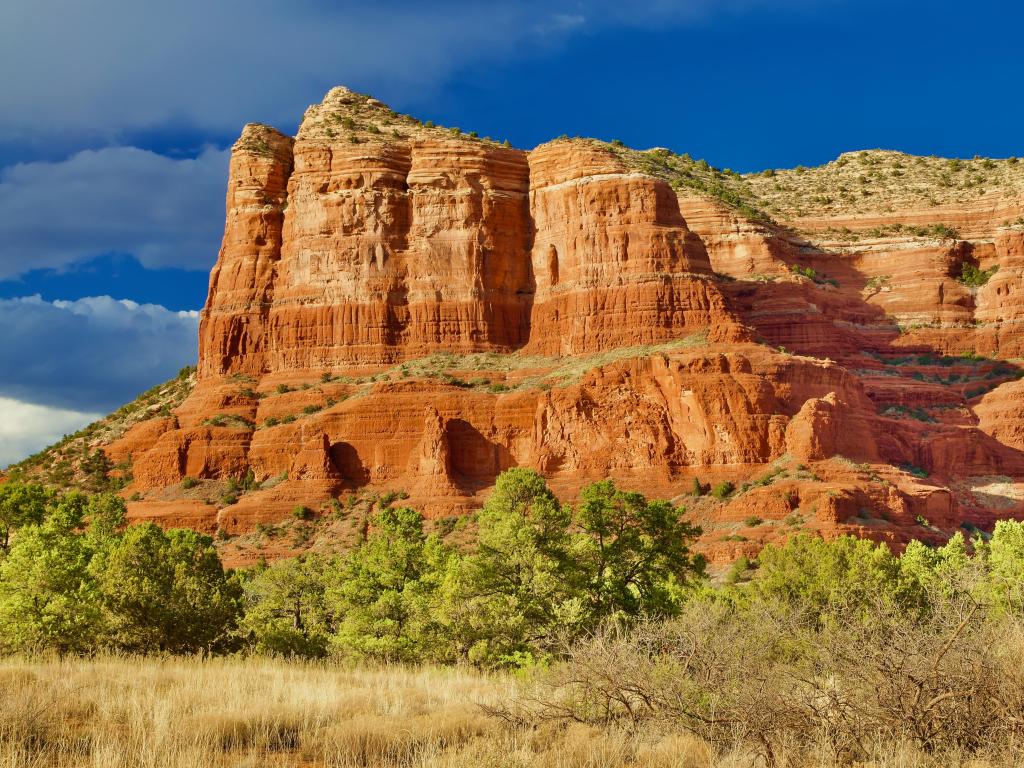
[240,469,258,491]
[899,463,929,478]
[790,264,817,280]
[743,516,763,527]
[291,505,313,521]
[958,261,999,287]
[181,476,198,490]
[690,477,705,497]
[506,586,1019,765]
[711,481,735,500]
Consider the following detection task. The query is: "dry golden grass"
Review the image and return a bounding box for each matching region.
[0,654,1015,768]
[0,656,506,768]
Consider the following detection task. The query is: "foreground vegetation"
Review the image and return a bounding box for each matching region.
[5,469,1024,764]
[4,609,1024,768]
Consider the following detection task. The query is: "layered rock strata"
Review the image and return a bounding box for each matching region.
[79,87,1024,566]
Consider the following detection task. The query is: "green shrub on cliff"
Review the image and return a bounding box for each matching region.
[711,481,735,499]
[958,261,999,287]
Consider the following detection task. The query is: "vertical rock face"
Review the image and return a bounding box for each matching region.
[268,136,535,370]
[526,142,742,355]
[199,125,294,379]
[198,89,740,379]
[86,86,1024,568]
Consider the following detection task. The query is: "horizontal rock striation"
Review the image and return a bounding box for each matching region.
[199,88,743,381]
[53,86,1024,567]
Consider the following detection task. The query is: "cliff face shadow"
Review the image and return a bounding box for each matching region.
[445,419,514,493]
[329,441,370,488]
[711,227,1024,501]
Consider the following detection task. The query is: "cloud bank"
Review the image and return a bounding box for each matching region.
[0,295,199,413]
[0,0,831,146]
[0,397,102,468]
[0,146,228,279]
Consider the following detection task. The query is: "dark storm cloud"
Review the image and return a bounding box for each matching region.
[0,146,228,279]
[0,295,199,412]
[0,0,834,145]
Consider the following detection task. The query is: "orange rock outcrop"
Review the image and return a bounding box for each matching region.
[101,87,1024,567]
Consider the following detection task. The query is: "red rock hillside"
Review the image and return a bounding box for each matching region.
[17,87,1024,567]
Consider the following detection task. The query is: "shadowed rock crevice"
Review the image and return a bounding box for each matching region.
[328,441,369,488]
[445,418,514,493]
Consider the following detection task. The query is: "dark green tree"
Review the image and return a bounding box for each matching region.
[241,554,332,657]
[0,492,103,653]
[92,523,242,653]
[326,506,454,662]
[572,480,704,622]
[442,468,576,666]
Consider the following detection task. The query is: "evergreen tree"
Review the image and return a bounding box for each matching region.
[442,468,576,666]
[0,492,103,653]
[753,534,920,623]
[572,480,705,622]
[326,506,454,662]
[0,480,52,551]
[241,554,332,657]
[92,523,242,653]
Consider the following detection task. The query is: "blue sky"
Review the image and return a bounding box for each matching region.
[0,0,1021,464]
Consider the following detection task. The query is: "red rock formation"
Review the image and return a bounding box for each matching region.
[526,142,744,355]
[84,87,1024,566]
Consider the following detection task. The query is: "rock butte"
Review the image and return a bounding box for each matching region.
[35,87,1024,566]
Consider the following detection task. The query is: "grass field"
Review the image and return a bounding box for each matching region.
[0,654,1018,768]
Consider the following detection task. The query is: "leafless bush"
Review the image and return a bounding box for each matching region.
[500,595,1024,766]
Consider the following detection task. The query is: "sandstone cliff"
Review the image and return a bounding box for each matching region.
[17,87,1024,567]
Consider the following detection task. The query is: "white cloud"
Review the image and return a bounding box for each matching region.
[0,397,102,468]
[0,295,198,412]
[0,146,228,278]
